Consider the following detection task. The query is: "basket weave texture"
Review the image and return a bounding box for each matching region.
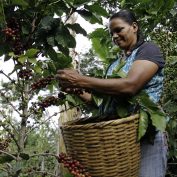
[61,114,140,177]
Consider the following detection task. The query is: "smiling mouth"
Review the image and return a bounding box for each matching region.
[114,39,123,45]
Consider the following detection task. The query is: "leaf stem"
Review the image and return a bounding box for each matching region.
[0,70,16,84]
[0,0,7,27]
[0,150,17,160]
[0,91,21,115]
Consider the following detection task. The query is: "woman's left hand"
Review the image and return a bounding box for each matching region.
[56,69,82,88]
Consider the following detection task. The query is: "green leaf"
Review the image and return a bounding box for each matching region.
[11,0,28,7]
[9,52,16,58]
[47,46,72,69]
[18,55,27,64]
[136,91,160,111]
[0,172,8,177]
[89,14,103,24]
[77,9,103,24]
[92,95,103,106]
[55,53,72,69]
[102,96,112,114]
[149,111,166,132]
[107,71,127,78]
[170,8,177,16]
[116,70,127,78]
[64,173,73,177]
[55,25,76,48]
[89,28,106,38]
[116,104,129,118]
[138,109,149,140]
[47,37,55,46]
[91,38,108,60]
[73,0,90,6]
[28,57,37,64]
[19,153,30,160]
[57,44,70,56]
[26,49,39,58]
[22,26,29,35]
[66,23,87,36]
[120,0,126,7]
[113,60,126,73]
[0,45,10,57]
[54,0,70,16]
[163,100,177,113]
[47,47,57,61]
[34,65,42,73]
[76,9,93,22]
[0,154,14,164]
[115,99,130,118]
[66,94,83,106]
[64,0,74,6]
[40,16,54,29]
[48,61,57,73]
[85,3,108,17]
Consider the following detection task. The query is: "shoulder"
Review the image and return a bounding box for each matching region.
[138,41,161,52]
[135,41,165,68]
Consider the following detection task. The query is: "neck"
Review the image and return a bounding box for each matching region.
[125,36,138,55]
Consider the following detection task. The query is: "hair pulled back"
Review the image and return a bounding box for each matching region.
[110,9,144,50]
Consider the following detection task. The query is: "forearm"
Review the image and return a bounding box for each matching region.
[78,76,137,96]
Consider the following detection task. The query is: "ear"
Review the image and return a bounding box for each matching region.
[132,22,138,32]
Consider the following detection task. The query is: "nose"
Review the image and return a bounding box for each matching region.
[112,33,118,38]
[112,32,119,41]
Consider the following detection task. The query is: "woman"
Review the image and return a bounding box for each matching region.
[56,9,167,177]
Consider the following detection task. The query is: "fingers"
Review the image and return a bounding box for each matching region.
[56,69,78,81]
[56,69,71,80]
[57,69,64,74]
[55,69,80,88]
[55,70,66,80]
[57,69,78,75]
[62,87,84,95]
[59,73,66,80]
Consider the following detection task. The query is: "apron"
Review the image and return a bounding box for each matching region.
[99,47,164,116]
[104,48,167,177]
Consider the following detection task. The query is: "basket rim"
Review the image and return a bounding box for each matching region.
[60,114,139,129]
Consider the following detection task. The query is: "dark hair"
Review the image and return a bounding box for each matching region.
[110,9,144,50]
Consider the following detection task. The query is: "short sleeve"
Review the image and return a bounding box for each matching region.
[135,42,165,69]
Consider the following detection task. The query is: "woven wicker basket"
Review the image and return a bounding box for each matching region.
[61,114,140,177]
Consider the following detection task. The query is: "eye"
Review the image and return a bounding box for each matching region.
[110,27,124,36]
[114,27,124,33]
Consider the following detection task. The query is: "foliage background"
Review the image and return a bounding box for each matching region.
[0,0,177,176]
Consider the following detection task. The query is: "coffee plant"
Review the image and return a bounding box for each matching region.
[0,0,110,176]
[0,137,11,152]
[58,153,91,177]
[150,28,177,176]
[0,0,177,176]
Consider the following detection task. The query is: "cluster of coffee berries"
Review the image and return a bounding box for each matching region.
[31,76,54,90]
[26,167,41,173]
[61,88,84,95]
[61,88,92,95]
[2,27,16,37]
[0,138,11,152]
[30,92,66,114]
[58,153,91,177]
[2,17,23,55]
[38,96,59,110]
[18,69,32,80]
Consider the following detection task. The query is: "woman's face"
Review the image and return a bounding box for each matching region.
[109,18,138,50]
